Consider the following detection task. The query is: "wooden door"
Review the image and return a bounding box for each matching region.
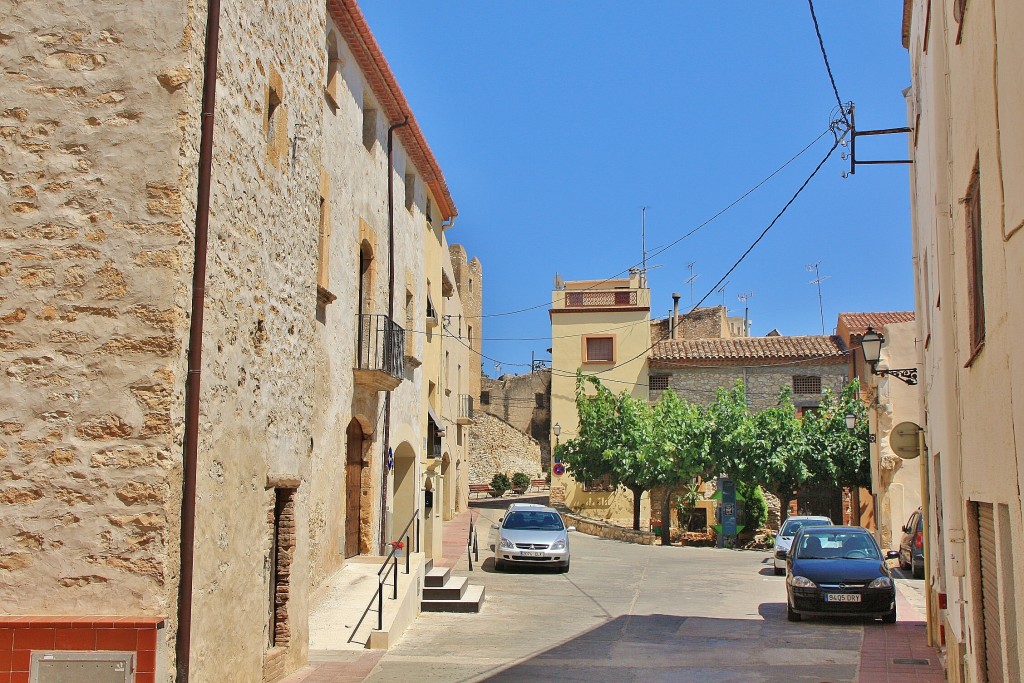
[345,420,364,558]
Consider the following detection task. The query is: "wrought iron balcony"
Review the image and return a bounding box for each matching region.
[354,314,405,392]
[457,394,474,425]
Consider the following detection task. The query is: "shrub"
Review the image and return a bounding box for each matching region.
[490,472,511,496]
[739,482,769,531]
[511,472,530,491]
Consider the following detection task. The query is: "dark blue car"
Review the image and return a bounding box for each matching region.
[786,525,900,623]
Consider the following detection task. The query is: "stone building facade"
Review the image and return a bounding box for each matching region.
[478,369,552,468]
[0,1,464,681]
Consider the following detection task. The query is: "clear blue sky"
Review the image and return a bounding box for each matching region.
[361,2,914,377]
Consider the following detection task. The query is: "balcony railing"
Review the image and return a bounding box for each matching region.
[458,394,474,425]
[564,290,637,307]
[354,314,405,391]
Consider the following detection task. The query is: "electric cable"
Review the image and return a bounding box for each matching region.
[808,0,850,127]
[466,127,834,320]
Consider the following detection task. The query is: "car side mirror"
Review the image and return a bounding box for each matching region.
[566,526,576,532]
[886,550,900,559]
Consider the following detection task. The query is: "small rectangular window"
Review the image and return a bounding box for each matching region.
[405,173,416,211]
[362,106,378,151]
[647,376,671,393]
[480,391,490,405]
[792,375,822,394]
[583,474,614,493]
[535,393,545,408]
[583,336,615,364]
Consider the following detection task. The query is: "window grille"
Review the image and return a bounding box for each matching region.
[649,376,669,392]
[585,336,614,363]
[792,375,822,394]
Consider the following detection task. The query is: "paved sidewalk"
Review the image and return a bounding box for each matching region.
[857,581,946,682]
[281,506,476,683]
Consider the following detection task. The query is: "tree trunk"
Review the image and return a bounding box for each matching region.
[774,487,791,525]
[661,489,673,546]
[629,485,644,531]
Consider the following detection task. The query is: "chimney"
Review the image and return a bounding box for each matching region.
[671,293,681,339]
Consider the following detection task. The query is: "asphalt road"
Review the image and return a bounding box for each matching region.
[363,504,892,683]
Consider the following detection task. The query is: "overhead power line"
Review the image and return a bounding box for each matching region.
[807,0,849,127]
[468,126,834,320]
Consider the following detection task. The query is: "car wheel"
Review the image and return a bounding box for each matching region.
[493,559,504,572]
[787,603,802,622]
[774,566,785,576]
[560,560,570,574]
[882,606,897,624]
[912,556,924,580]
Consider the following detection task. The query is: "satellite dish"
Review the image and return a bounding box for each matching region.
[889,421,923,459]
[554,273,565,290]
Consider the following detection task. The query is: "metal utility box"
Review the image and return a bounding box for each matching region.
[31,651,134,683]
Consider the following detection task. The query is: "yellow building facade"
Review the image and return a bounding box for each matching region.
[549,272,651,525]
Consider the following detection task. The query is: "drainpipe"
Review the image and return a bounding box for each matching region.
[671,293,680,339]
[176,0,221,679]
[380,117,409,553]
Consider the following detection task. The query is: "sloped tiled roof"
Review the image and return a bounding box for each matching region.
[837,312,915,337]
[650,335,848,366]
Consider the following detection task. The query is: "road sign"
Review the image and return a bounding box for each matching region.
[890,422,923,459]
[386,447,394,471]
[553,463,565,476]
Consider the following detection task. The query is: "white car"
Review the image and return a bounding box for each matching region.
[773,515,832,575]
[492,503,574,572]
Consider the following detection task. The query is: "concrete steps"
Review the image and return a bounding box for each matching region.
[421,565,485,613]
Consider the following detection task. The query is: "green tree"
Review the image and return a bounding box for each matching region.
[742,386,814,516]
[706,381,754,479]
[650,389,712,544]
[802,378,870,491]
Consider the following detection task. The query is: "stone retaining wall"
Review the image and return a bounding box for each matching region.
[467,412,542,484]
[559,509,656,545]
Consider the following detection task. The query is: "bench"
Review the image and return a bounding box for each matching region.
[469,483,495,499]
[528,478,549,492]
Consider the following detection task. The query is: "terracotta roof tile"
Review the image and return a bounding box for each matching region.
[649,335,848,366]
[836,312,915,337]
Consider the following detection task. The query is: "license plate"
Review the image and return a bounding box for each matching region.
[825,593,861,603]
[521,551,543,557]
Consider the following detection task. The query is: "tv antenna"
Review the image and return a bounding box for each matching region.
[494,362,502,377]
[716,280,730,307]
[553,272,565,290]
[738,291,754,337]
[684,262,699,306]
[807,263,829,334]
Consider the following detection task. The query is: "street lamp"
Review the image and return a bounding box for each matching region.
[552,422,561,445]
[860,326,918,385]
[845,412,876,443]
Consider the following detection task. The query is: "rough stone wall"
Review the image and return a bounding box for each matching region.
[467,413,542,484]
[479,370,551,467]
[650,306,730,344]
[656,362,848,411]
[0,0,197,647]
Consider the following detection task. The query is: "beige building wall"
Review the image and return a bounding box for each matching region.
[866,321,923,551]
[549,273,650,526]
[904,0,1024,679]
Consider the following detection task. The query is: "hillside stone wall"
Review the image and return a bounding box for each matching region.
[467,413,542,484]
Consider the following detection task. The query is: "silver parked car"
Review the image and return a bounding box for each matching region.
[492,503,574,572]
[774,515,832,575]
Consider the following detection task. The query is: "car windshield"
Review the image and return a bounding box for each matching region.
[780,519,829,537]
[796,531,880,560]
[503,511,564,531]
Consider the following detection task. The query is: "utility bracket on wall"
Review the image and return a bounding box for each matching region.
[843,103,913,177]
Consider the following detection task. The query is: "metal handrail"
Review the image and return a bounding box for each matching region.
[374,508,420,631]
[467,511,479,571]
